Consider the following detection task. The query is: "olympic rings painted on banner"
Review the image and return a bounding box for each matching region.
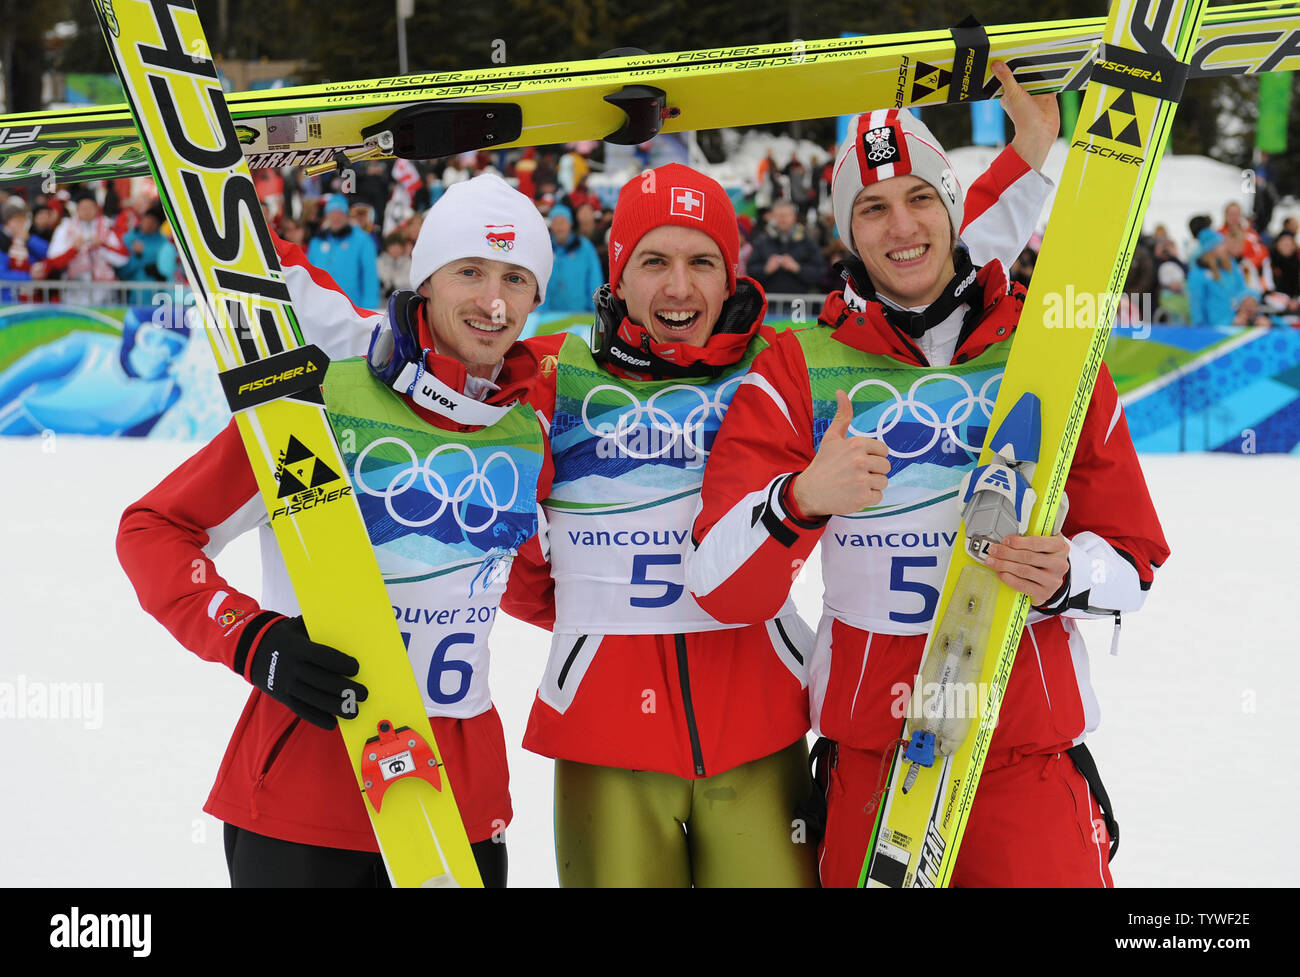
[353,437,520,533]
[845,371,1002,458]
[579,376,745,459]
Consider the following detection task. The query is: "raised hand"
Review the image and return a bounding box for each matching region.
[993,61,1061,174]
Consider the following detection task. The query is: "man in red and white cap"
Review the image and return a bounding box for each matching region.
[689,64,1170,887]
[501,67,1057,884]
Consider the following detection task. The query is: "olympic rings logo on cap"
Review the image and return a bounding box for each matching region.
[353,437,521,533]
[579,377,745,460]
[845,372,1002,459]
[485,225,516,251]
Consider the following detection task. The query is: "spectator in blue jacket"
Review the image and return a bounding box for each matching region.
[308,194,380,310]
[119,204,178,303]
[1187,228,1250,327]
[542,204,603,313]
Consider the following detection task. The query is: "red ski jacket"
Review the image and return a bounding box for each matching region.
[688,262,1171,761]
[118,261,554,850]
[503,146,1059,776]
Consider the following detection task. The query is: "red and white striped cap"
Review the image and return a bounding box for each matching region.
[831,108,963,258]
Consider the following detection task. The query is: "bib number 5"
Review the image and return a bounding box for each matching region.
[629,553,684,609]
[889,556,940,625]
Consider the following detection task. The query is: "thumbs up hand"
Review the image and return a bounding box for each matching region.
[790,390,891,518]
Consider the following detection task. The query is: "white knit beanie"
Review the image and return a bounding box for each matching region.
[831,108,963,258]
[409,173,553,302]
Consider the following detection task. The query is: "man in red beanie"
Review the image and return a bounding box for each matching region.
[502,79,1054,883]
[503,163,821,886]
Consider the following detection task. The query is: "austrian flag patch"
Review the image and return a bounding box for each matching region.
[862,125,901,168]
[485,224,516,251]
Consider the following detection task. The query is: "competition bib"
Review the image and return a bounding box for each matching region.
[799,328,1012,634]
[324,359,543,717]
[546,335,789,633]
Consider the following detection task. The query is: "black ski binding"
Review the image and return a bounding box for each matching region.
[361,102,523,160]
[604,85,673,144]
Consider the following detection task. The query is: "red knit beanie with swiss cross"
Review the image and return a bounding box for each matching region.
[608,163,740,295]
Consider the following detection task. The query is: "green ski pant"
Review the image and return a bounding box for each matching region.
[554,739,818,887]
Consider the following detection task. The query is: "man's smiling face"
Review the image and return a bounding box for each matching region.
[850,175,956,308]
[614,224,729,348]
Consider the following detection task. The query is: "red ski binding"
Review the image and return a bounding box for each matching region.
[359,720,443,812]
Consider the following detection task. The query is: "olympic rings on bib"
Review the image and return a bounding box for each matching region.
[846,371,1002,458]
[579,377,745,460]
[353,437,520,533]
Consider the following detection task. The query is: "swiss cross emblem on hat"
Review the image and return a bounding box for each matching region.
[861,125,900,169]
[669,187,705,221]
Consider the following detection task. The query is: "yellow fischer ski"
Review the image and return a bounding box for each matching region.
[861,0,1211,888]
[5,0,1296,185]
[91,0,481,887]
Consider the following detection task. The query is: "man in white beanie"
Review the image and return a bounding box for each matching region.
[690,62,1170,887]
[117,174,555,887]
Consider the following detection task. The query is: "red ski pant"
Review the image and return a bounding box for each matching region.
[818,744,1113,888]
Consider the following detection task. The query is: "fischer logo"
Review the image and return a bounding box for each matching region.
[670,187,704,220]
[1070,140,1144,167]
[236,361,317,396]
[270,435,351,519]
[485,224,516,251]
[1095,59,1162,84]
[608,345,652,368]
[913,822,946,887]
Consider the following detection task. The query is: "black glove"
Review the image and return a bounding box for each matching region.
[249,617,368,730]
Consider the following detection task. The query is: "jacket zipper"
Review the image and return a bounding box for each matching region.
[675,633,706,777]
[556,635,588,690]
[773,618,804,666]
[250,716,300,820]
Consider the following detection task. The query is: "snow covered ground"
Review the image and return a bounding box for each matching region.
[1,436,1295,887]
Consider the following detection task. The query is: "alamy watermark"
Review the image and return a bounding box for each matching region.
[891,680,1001,729]
[0,676,104,729]
[1039,286,1155,340]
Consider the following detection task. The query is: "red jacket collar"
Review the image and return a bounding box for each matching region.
[818,260,1024,365]
[408,300,541,430]
[601,277,767,381]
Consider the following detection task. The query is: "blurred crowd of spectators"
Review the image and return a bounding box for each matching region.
[4,141,1296,329]
[0,141,849,317]
[1010,198,1300,330]
[0,183,180,305]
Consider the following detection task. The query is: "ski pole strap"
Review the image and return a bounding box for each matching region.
[1091,43,1191,101]
[947,16,989,104]
[1066,743,1120,862]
